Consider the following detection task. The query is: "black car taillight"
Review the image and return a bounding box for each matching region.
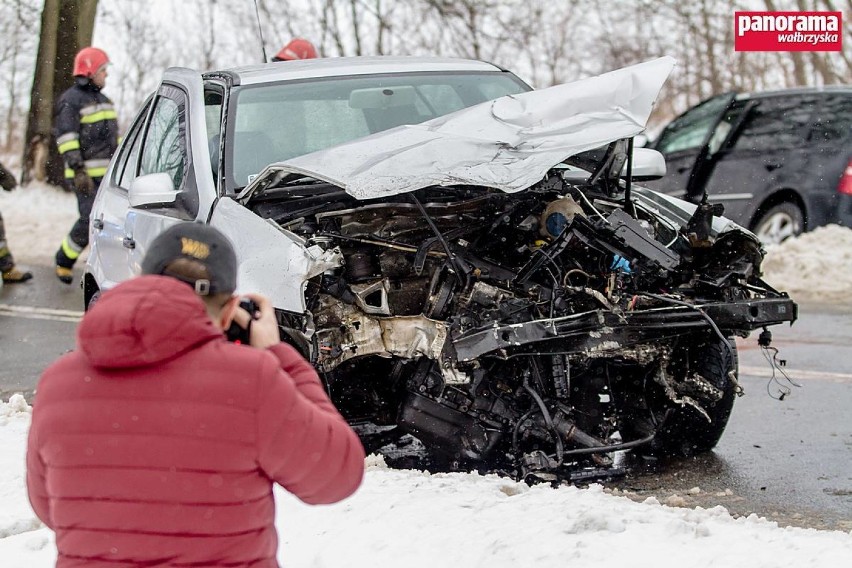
[839,159,852,196]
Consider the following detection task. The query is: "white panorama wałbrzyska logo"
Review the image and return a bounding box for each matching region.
[735,11,842,51]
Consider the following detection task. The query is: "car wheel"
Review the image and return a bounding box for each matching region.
[652,338,739,457]
[85,289,102,311]
[752,202,804,245]
[618,338,738,458]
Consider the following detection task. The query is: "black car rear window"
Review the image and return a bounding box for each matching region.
[732,94,819,151]
[809,93,852,143]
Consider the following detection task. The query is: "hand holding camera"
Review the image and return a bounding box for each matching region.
[226,293,281,349]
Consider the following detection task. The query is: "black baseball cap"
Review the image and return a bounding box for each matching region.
[141,222,237,295]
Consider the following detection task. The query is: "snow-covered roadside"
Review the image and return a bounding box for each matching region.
[0,179,80,266]
[762,224,852,305]
[1,397,850,568]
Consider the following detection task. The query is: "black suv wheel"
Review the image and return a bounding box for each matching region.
[753,202,804,245]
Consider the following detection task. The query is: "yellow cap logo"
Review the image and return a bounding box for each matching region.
[180,237,210,259]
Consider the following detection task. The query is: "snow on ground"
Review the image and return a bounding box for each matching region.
[762,224,852,304]
[0,175,81,266]
[1,398,850,568]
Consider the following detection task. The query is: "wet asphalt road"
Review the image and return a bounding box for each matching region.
[608,304,852,531]
[1,266,850,530]
[0,265,82,399]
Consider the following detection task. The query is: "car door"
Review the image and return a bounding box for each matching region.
[701,94,820,227]
[122,84,194,277]
[646,92,738,201]
[88,69,216,290]
[87,96,153,291]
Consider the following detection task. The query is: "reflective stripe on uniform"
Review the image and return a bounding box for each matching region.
[58,139,80,154]
[61,237,83,260]
[85,158,111,169]
[79,103,117,125]
[56,132,81,154]
[85,159,110,177]
[79,109,118,124]
[79,102,115,116]
[57,132,79,144]
[64,159,110,179]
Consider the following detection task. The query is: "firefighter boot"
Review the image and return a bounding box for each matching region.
[55,237,81,285]
[2,266,33,283]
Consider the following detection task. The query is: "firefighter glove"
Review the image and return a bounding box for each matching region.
[74,170,95,195]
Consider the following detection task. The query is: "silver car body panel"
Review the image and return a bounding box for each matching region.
[632,187,745,236]
[241,56,676,201]
[227,56,506,86]
[87,68,215,290]
[209,197,343,312]
[165,67,218,215]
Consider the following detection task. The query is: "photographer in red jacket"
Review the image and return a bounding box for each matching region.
[26,222,365,567]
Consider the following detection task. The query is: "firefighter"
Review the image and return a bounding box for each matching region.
[53,47,119,284]
[0,161,33,283]
[271,38,318,61]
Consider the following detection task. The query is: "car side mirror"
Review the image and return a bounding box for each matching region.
[129,173,177,207]
[622,148,666,181]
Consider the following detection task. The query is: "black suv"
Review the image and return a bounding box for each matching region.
[645,87,852,244]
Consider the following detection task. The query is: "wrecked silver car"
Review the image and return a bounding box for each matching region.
[87,56,796,480]
[238,58,796,480]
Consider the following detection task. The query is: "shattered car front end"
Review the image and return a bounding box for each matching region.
[237,57,796,480]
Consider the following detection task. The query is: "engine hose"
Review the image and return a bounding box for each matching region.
[409,193,465,286]
[556,431,656,456]
[511,409,538,454]
[524,362,565,465]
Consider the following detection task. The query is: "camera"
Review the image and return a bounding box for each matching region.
[226,299,260,344]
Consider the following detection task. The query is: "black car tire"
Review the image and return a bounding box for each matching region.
[85,289,102,311]
[752,202,804,245]
[619,338,738,458]
[651,338,739,457]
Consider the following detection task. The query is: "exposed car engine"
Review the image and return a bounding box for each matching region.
[247,154,796,482]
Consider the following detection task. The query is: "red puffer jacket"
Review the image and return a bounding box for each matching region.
[26,276,365,567]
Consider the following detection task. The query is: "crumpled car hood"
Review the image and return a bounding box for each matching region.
[242,56,675,201]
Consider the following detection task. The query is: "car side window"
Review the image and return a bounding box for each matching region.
[139,89,187,190]
[809,94,852,143]
[706,102,748,154]
[113,99,151,190]
[655,94,733,154]
[204,85,224,185]
[732,95,818,152]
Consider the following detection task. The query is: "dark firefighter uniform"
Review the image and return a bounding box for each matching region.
[53,75,118,282]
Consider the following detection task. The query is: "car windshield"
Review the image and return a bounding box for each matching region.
[226,71,529,191]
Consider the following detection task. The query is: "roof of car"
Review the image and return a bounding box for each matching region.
[213,56,508,86]
[737,85,852,100]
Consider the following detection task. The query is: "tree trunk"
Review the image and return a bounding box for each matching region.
[22,0,97,187]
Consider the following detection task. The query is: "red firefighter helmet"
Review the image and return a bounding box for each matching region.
[73,47,110,77]
[273,38,318,61]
